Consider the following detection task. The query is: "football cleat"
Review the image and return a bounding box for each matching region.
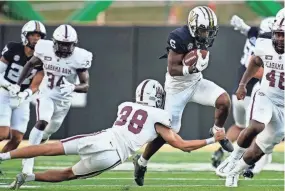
[133,154,147,186]
[211,147,224,168]
[9,173,27,190]
[209,128,234,152]
[225,172,239,187]
[243,164,255,179]
[216,156,237,177]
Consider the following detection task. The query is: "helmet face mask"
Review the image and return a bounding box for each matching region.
[272,18,285,54]
[53,40,76,58]
[195,25,218,45]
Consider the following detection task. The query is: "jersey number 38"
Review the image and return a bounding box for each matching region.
[114,106,148,134]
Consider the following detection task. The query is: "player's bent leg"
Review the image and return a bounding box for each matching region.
[0,126,10,142]
[35,167,76,182]
[2,130,24,152]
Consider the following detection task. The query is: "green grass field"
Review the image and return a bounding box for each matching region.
[0,150,283,191]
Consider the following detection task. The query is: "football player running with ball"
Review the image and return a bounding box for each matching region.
[133,6,233,186]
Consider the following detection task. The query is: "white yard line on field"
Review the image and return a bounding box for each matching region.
[33,162,285,172]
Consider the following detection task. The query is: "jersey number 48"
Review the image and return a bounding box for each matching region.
[266,70,284,90]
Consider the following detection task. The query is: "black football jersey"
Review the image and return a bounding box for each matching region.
[160,25,208,59]
[1,42,43,91]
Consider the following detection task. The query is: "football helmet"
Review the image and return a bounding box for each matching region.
[21,20,46,49]
[52,24,78,58]
[275,8,285,20]
[259,17,275,34]
[272,17,284,54]
[136,79,165,109]
[187,6,218,47]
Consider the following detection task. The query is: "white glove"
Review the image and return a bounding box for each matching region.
[9,89,33,108]
[195,50,209,72]
[230,15,250,35]
[60,77,75,97]
[7,84,20,97]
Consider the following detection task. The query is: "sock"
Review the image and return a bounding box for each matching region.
[25,173,35,182]
[252,154,272,174]
[138,155,148,167]
[231,157,250,175]
[0,152,11,160]
[230,144,246,160]
[22,128,44,174]
[29,128,44,145]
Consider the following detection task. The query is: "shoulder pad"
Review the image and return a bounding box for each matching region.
[74,48,93,69]
[247,27,259,39]
[34,40,53,57]
[155,109,172,128]
[167,25,194,54]
[254,38,270,56]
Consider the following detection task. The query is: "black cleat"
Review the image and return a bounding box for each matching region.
[243,166,254,179]
[209,128,234,152]
[211,147,224,168]
[133,154,147,186]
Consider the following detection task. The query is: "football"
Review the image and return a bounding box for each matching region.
[182,49,208,67]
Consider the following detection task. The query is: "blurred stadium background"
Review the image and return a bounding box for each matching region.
[0,1,284,191]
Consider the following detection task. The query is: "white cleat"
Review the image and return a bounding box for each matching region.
[216,157,237,177]
[9,173,27,190]
[225,173,239,187]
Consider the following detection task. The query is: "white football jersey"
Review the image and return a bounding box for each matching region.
[241,38,256,67]
[34,40,92,101]
[254,38,284,106]
[108,102,172,161]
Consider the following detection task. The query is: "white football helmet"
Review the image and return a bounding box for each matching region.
[136,79,165,109]
[259,17,275,34]
[52,24,78,58]
[187,6,218,47]
[21,20,46,49]
[275,8,285,20]
[272,17,285,54]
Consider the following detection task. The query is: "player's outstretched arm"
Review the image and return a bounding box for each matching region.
[168,50,196,76]
[74,69,89,93]
[17,56,43,86]
[155,123,225,152]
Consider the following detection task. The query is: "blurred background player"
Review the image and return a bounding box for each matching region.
[8,24,92,177]
[212,15,275,175]
[0,79,225,189]
[133,6,233,186]
[0,20,46,152]
[225,14,284,187]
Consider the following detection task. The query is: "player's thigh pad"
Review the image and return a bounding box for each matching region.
[36,97,54,123]
[190,79,226,107]
[232,95,251,128]
[164,86,194,133]
[0,89,12,127]
[256,105,284,154]
[248,91,273,125]
[10,101,30,134]
[43,100,71,137]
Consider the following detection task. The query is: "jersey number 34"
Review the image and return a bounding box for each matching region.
[114,106,148,134]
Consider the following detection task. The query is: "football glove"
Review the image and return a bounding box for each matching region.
[230,15,250,35]
[195,50,209,72]
[60,77,75,97]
